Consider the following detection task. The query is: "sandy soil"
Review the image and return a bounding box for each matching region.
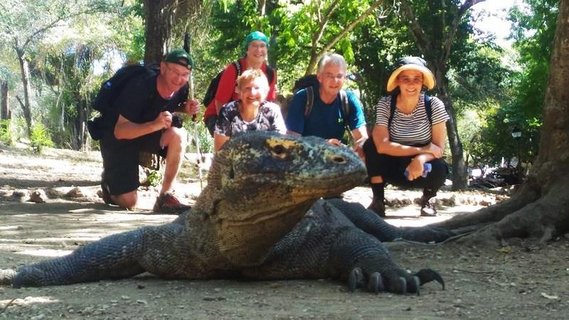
[0,144,567,319]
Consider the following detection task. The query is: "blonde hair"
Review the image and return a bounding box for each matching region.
[236,69,269,91]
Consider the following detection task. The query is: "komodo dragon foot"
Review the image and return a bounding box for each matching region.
[347,267,444,295]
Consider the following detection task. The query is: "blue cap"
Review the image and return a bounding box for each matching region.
[243,31,269,51]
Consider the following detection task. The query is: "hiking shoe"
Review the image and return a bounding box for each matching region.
[367,199,386,218]
[420,198,437,217]
[153,192,191,214]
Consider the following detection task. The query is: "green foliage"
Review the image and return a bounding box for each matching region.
[0,0,554,173]
[509,0,558,129]
[146,170,162,187]
[184,113,214,154]
[30,122,54,153]
[0,119,13,145]
[210,1,265,59]
[468,0,561,167]
[206,0,385,97]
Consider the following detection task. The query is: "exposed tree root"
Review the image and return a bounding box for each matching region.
[441,180,569,247]
[434,183,540,230]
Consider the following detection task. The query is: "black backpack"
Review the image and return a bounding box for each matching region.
[87,64,159,140]
[93,64,159,114]
[202,60,275,107]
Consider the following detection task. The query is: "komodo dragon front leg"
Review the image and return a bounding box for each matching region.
[328,225,444,294]
[241,200,445,294]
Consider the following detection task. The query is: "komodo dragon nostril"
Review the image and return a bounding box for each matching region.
[331,155,347,164]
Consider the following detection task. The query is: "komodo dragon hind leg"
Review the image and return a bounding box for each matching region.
[10,228,148,287]
[326,198,456,243]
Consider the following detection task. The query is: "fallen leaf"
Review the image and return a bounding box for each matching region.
[540,292,559,300]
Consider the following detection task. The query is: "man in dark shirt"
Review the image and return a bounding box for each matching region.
[100,49,199,213]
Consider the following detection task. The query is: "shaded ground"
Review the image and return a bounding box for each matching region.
[0,144,567,319]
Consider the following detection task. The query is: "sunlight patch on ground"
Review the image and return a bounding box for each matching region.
[1,296,60,308]
[13,248,72,258]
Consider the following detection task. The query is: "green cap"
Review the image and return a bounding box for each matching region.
[243,31,269,51]
[164,48,193,69]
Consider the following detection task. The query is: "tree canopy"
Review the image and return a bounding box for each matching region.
[0,0,558,193]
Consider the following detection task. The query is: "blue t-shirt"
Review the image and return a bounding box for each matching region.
[285,87,366,143]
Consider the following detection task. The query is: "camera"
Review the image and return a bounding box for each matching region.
[172,114,184,128]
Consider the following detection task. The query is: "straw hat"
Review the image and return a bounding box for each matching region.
[386,56,435,92]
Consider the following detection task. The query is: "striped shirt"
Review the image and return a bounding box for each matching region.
[374,94,449,146]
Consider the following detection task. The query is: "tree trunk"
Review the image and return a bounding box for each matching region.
[1,80,9,120]
[433,67,467,190]
[15,47,33,138]
[436,0,569,245]
[143,0,177,64]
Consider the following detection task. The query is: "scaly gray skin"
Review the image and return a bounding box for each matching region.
[0,132,452,294]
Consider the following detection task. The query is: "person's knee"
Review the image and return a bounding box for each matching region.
[162,127,186,152]
[114,192,138,210]
[370,176,384,184]
[176,128,187,150]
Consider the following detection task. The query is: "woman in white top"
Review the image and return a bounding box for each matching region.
[363,57,449,217]
[213,69,287,151]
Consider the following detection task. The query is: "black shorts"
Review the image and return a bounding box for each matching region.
[100,130,166,195]
[363,137,448,190]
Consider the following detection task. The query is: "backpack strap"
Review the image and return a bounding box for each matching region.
[424,94,433,124]
[388,94,397,129]
[265,66,275,85]
[338,89,350,124]
[233,60,242,77]
[304,86,315,117]
[339,89,354,142]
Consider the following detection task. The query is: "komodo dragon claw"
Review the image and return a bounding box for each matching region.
[0,269,16,286]
[347,267,444,295]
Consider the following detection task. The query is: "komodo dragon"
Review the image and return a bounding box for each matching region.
[0,132,453,294]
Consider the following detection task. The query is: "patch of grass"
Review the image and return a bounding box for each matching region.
[0,119,13,145]
[30,122,54,153]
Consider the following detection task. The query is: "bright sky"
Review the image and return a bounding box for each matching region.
[471,0,521,46]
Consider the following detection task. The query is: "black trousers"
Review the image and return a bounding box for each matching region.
[362,137,448,198]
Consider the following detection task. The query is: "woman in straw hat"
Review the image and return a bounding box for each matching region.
[362,57,449,217]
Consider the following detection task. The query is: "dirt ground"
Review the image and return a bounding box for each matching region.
[0,143,567,320]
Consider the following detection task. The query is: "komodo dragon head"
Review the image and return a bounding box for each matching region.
[192,131,367,266]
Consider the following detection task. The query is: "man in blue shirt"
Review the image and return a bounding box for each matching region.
[286,53,368,158]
